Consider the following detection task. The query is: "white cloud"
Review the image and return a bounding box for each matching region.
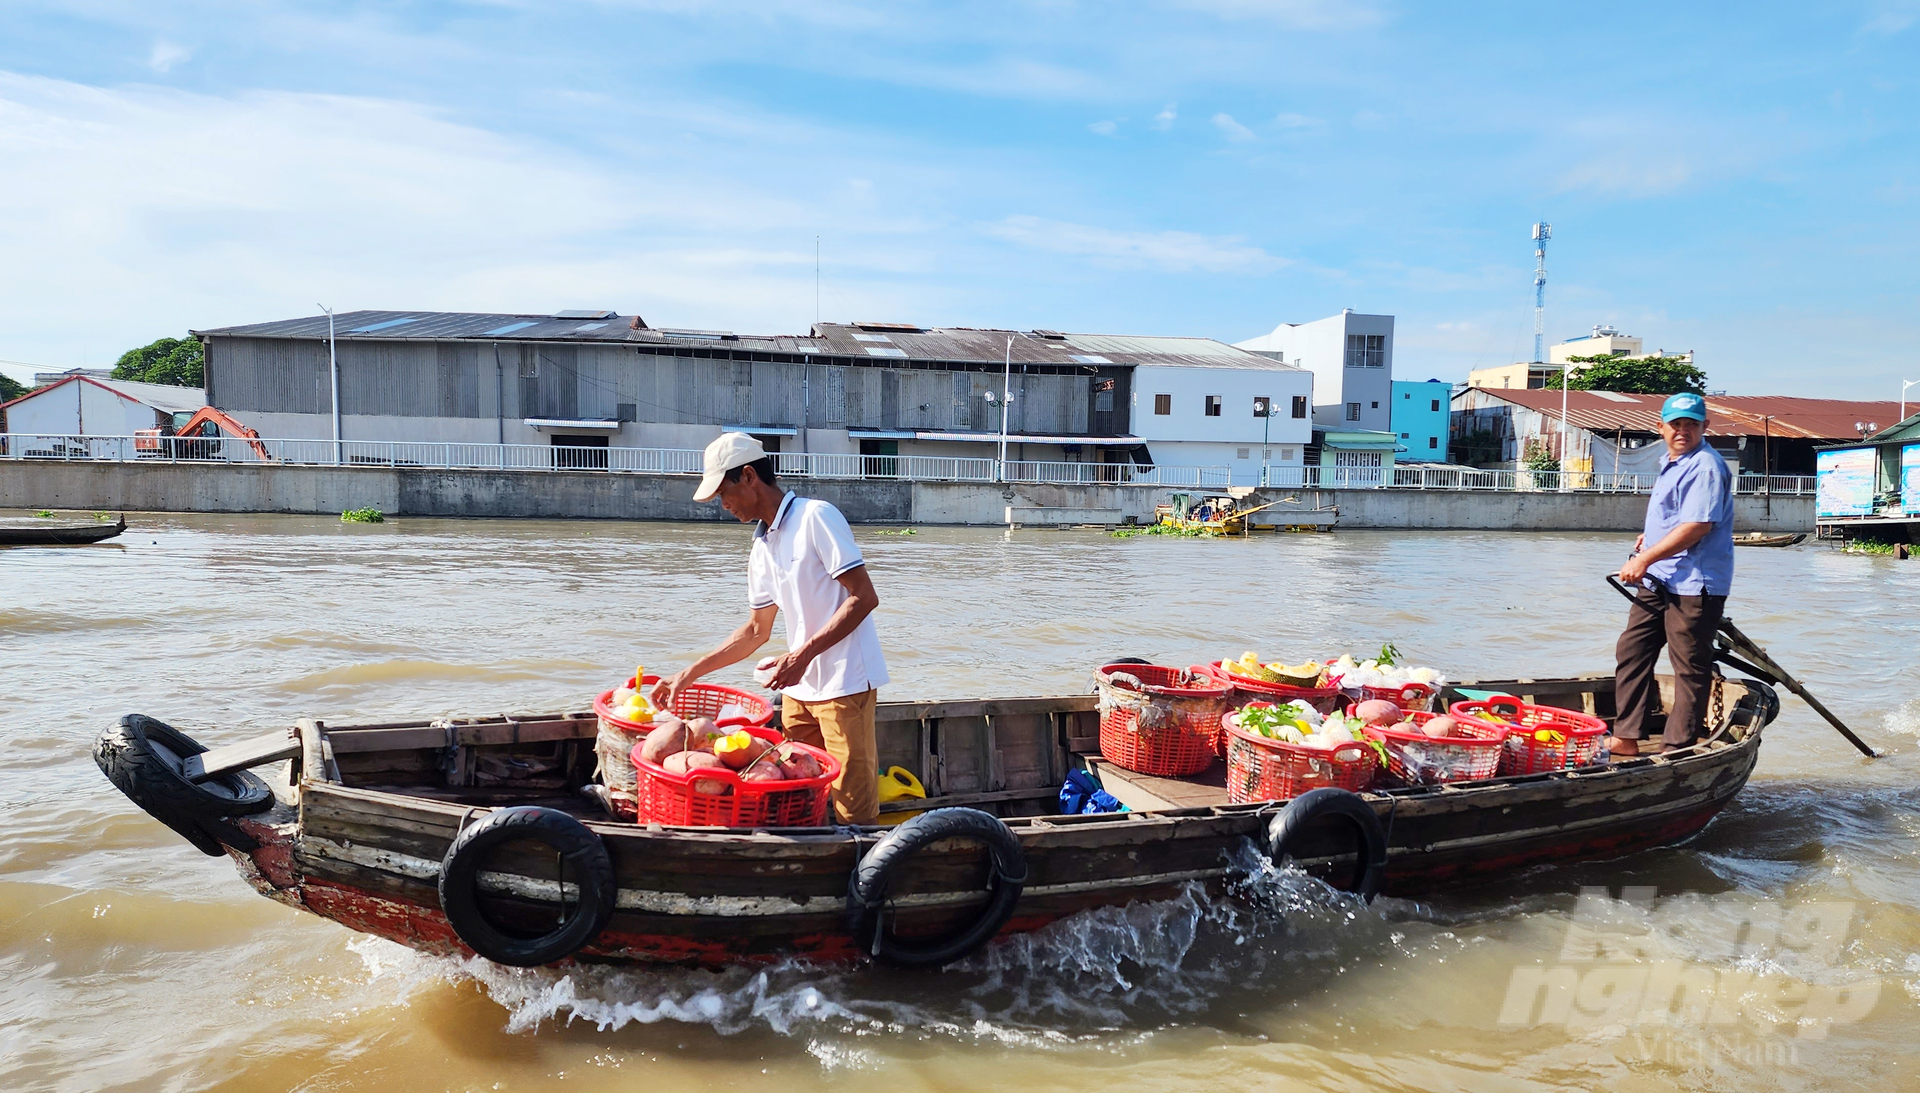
[1088,119,1119,136]
[1212,112,1256,141]
[1555,157,1696,197]
[149,40,191,74]
[1272,111,1321,128]
[1169,0,1385,30]
[1153,103,1177,130]
[986,215,1287,274]
[0,71,978,363]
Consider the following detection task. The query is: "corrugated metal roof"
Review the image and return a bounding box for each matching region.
[1467,388,1904,441]
[0,375,206,414]
[194,312,1298,370]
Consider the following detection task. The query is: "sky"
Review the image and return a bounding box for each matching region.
[2,1,1918,397]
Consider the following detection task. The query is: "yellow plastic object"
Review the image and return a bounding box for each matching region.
[712,730,755,758]
[874,766,928,826]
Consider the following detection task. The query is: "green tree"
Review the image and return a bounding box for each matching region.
[0,373,25,402]
[112,335,204,388]
[1563,352,1708,395]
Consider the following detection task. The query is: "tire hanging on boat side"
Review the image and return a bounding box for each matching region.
[93,714,275,856]
[847,807,1027,967]
[438,806,617,967]
[1265,788,1388,901]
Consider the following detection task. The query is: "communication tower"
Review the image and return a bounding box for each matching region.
[1531,222,1551,363]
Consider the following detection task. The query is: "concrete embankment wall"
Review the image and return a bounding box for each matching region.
[1,461,1814,532]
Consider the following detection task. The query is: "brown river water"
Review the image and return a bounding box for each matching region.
[4,512,1920,1092]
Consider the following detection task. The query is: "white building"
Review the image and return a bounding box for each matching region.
[1128,351,1313,486]
[1234,310,1395,433]
[1,376,206,453]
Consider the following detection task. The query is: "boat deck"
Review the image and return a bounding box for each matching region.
[1084,756,1231,811]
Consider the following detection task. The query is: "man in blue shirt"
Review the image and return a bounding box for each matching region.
[1611,392,1736,756]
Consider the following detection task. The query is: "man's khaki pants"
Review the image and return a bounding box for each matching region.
[782,688,879,825]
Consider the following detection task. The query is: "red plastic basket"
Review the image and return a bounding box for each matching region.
[1450,698,1610,776]
[631,726,841,827]
[1363,711,1505,786]
[1095,664,1231,777]
[1358,681,1437,712]
[1202,661,1347,713]
[1222,706,1377,803]
[595,675,775,732]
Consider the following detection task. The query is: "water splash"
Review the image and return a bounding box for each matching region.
[350,845,1403,1059]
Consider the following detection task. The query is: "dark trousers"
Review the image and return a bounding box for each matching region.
[1613,583,1727,745]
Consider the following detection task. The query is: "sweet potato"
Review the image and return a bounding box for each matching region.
[740,764,786,783]
[686,716,719,737]
[716,735,774,770]
[638,722,692,766]
[1354,699,1402,726]
[683,751,731,795]
[779,748,824,781]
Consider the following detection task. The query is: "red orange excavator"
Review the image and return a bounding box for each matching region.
[134,407,272,461]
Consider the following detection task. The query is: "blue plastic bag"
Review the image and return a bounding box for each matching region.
[1058,770,1126,814]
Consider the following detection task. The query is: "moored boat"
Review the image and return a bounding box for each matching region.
[0,514,125,546]
[1735,531,1807,547]
[94,669,1780,969]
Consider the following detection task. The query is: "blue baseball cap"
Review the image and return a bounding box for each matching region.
[1661,392,1707,423]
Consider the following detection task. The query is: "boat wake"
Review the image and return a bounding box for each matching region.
[349,843,1412,1060]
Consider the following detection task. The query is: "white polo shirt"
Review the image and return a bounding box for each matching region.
[747,492,889,703]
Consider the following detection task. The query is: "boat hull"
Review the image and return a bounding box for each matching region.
[218,677,1772,967]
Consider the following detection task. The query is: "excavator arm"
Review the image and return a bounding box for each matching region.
[140,406,272,461]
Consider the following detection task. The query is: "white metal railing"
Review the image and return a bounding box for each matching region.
[1003,461,1233,487]
[0,433,1821,495]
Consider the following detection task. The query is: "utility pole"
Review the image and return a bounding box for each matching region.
[1532,223,1563,490]
[319,304,340,464]
[999,336,1013,470]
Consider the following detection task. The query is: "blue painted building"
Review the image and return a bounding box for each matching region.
[1392,379,1452,462]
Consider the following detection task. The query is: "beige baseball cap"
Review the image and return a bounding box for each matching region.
[693,432,767,501]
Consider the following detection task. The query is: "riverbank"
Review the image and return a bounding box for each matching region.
[2,459,1814,531]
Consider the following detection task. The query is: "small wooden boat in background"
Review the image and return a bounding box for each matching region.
[0,514,125,546]
[1734,531,1806,547]
[94,671,1780,970]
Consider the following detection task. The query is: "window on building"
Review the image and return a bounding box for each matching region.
[1095,390,1113,412]
[1262,448,1272,460]
[1400,432,1410,439]
[1153,393,1171,415]
[1344,333,1386,368]
[1429,436,1439,449]
[1431,398,1441,412]
[1291,395,1307,419]
[1236,448,1250,460]
[1205,395,1222,417]
[1370,401,1379,409]
[1280,447,1296,460]
[1253,396,1271,417]
[1345,402,1361,421]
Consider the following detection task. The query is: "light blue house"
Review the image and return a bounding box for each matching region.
[1392,379,1452,462]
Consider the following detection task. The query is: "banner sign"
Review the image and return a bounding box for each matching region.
[1816,448,1877,518]
[1904,444,1920,516]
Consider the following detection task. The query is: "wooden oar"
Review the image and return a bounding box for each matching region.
[1606,575,1877,758]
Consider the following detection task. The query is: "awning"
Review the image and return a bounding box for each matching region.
[727,425,798,436]
[525,418,621,432]
[911,431,1144,446]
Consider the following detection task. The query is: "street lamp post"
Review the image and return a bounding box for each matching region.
[319,304,339,464]
[1255,395,1272,486]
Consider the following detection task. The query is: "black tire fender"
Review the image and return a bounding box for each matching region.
[93,714,274,856]
[438,806,617,967]
[1266,788,1388,902]
[847,807,1027,967]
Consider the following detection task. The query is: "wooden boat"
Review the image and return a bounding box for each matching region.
[95,670,1780,969]
[0,514,125,546]
[1735,532,1806,548]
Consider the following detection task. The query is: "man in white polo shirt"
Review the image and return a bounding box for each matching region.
[651,433,887,824]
